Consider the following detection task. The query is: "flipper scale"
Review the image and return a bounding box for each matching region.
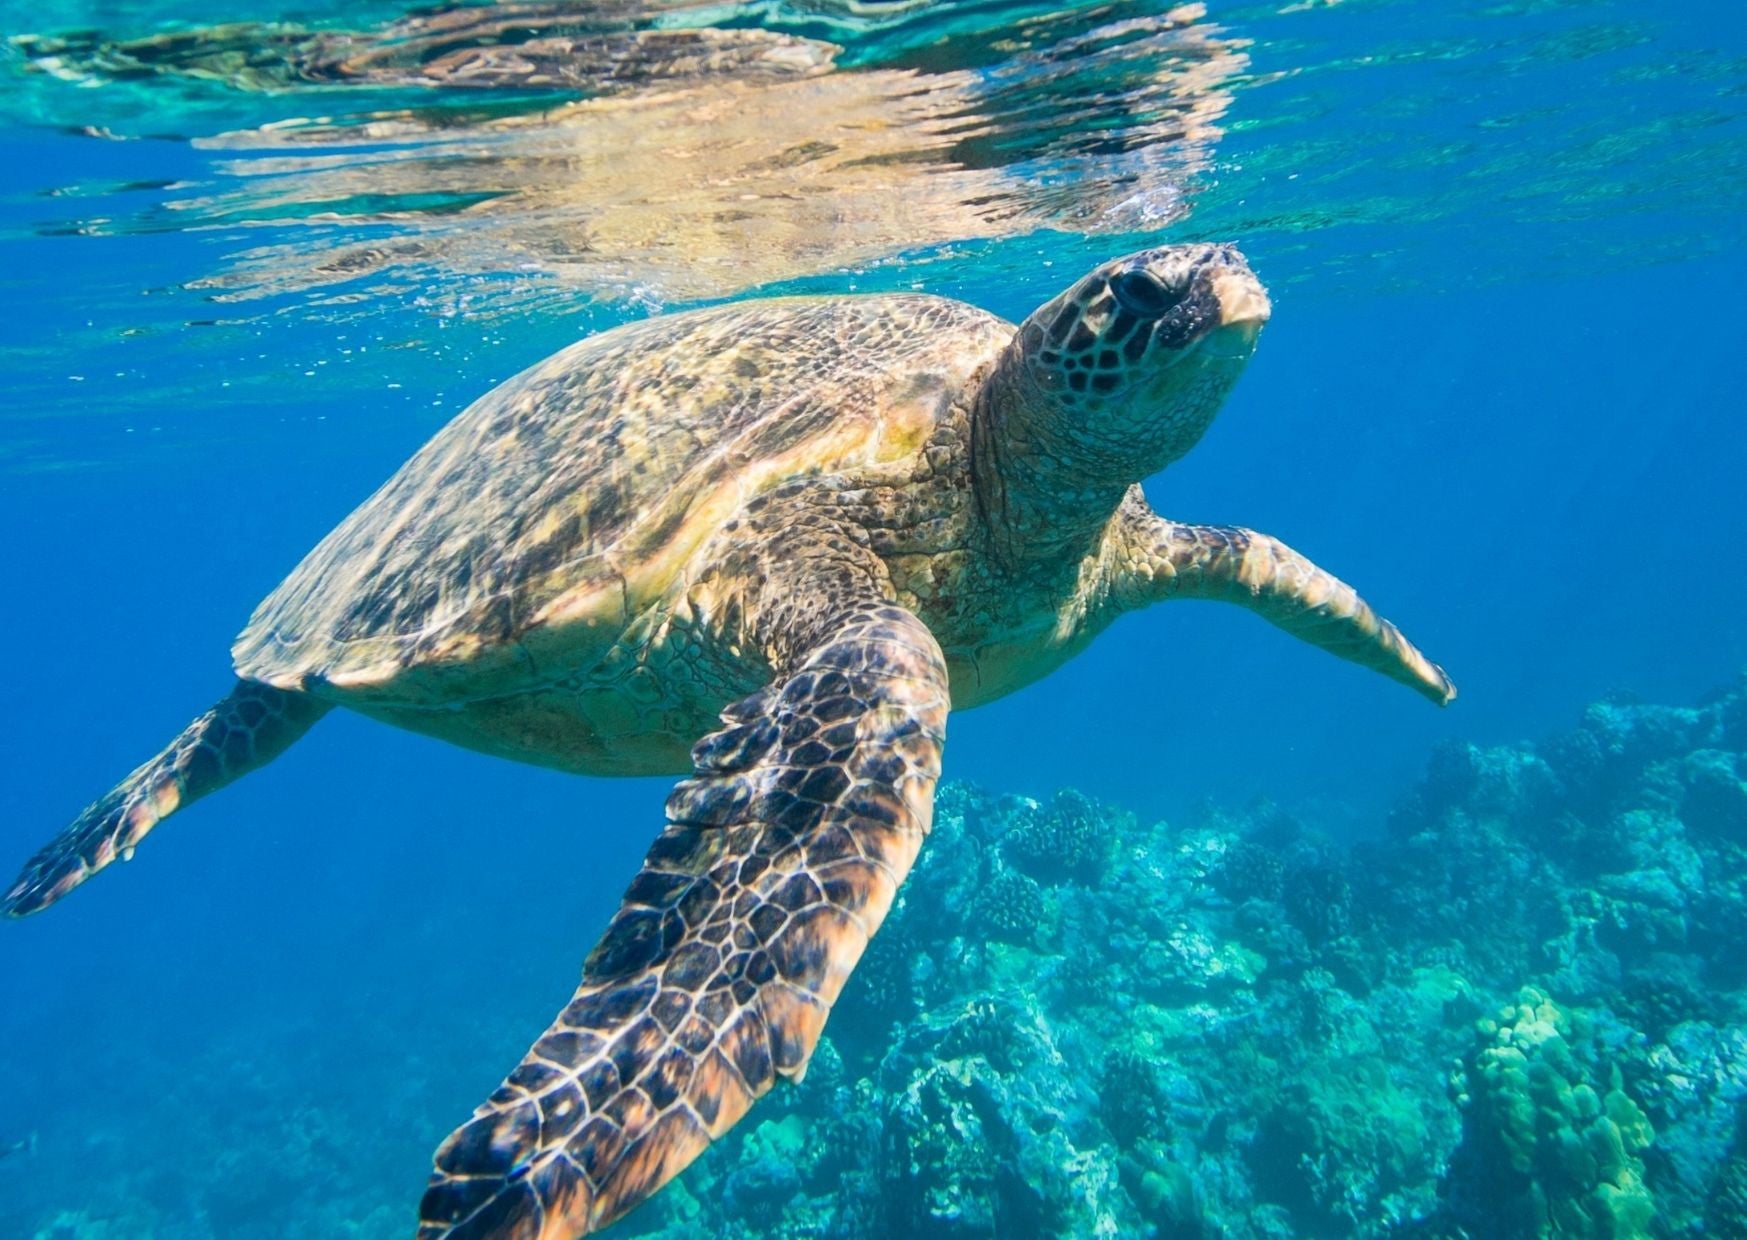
[417,605,947,1239]
[3,681,328,916]
[1115,508,1456,706]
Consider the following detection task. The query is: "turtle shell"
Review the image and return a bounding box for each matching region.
[232,294,1012,704]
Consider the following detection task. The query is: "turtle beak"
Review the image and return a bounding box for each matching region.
[1195,252,1269,360]
[1203,244,1270,330]
[1210,266,1271,330]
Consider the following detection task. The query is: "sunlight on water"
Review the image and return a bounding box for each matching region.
[11,1,1242,312]
[4,0,1741,335]
[0,0,1740,476]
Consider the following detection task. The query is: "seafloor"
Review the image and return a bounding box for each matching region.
[17,676,1747,1238]
[613,676,1747,1239]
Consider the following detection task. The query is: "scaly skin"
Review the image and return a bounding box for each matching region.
[418,594,949,1239]
[229,294,1012,708]
[2,683,330,916]
[5,244,1455,1239]
[1103,497,1455,705]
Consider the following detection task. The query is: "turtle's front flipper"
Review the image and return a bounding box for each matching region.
[1115,508,1456,706]
[418,603,948,1240]
[3,680,330,917]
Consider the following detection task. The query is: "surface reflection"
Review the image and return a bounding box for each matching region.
[15,1,1244,312]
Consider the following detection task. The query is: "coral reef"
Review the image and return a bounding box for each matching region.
[971,865,1048,949]
[13,674,1747,1237]
[1448,986,1655,1237]
[999,789,1119,886]
[613,674,1747,1239]
[1705,1098,1747,1233]
[1215,836,1285,903]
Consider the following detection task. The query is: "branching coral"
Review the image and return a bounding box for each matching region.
[972,866,1048,947]
[1216,837,1285,904]
[1100,1046,1167,1146]
[1001,788,1116,886]
[1283,864,1353,946]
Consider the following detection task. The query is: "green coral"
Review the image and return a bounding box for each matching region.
[1465,987,1656,1238]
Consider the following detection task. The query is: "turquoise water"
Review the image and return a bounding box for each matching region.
[1,0,1745,1235]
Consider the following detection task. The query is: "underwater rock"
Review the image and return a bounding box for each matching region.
[1421,739,1563,832]
[1705,1097,1747,1234]
[1680,749,1747,841]
[1714,675,1747,752]
[1538,697,1711,825]
[1617,963,1718,1044]
[1635,1021,1747,1229]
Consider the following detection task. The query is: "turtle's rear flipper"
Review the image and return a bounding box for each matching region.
[418,603,949,1239]
[3,680,329,917]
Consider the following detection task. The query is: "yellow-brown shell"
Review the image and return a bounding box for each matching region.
[232,294,1012,704]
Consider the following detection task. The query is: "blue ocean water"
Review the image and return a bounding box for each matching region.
[1,0,1745,1235]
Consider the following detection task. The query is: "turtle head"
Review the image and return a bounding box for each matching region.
[1009,243,1270,474]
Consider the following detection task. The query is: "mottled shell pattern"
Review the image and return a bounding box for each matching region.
[233,296,1014,703]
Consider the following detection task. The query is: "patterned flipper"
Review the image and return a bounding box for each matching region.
[3,680,329,917]
[417,604,949,1239]
[1126,516,1456,706]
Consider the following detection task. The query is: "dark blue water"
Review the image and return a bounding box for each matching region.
[2,0,1745,1235]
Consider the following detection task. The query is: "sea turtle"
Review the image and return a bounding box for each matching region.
[4,243,1453,1238]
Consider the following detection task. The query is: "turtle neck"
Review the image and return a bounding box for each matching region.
[968,344,1136,576]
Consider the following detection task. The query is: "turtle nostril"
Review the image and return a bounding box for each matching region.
[1110,269,1176,318]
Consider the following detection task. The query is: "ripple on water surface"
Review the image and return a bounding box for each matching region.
[6,0,1743,335]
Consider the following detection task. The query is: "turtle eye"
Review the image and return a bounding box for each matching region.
[1110,269,1176,318]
